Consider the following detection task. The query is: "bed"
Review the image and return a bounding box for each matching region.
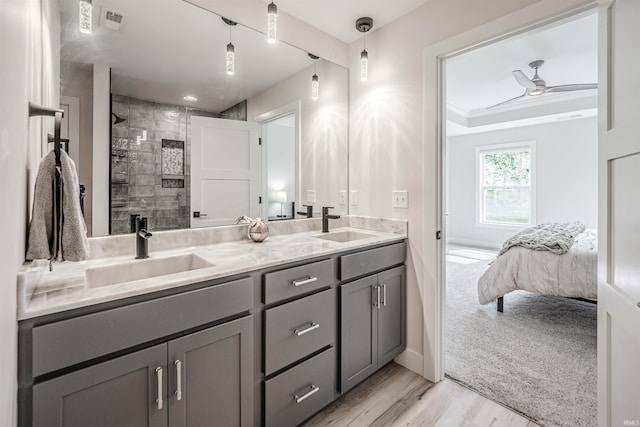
[477,222,597,312]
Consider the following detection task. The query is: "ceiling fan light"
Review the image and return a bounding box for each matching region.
[528,87,545,96]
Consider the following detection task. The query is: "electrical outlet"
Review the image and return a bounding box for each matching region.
[307,190,316,203]
[392,190,408,208]
[339,190,347,205]
[350,190,359,206]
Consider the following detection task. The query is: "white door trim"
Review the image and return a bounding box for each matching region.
[426,0,598,382]
[255,100,302,214]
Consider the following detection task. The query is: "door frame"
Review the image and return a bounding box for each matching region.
[255,100,302,218]
[428,1,598,382]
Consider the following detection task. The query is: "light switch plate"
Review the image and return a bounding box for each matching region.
[307,190,316,203]
[350,190,359,206]
[392,190,408,208]
[339,190,347,205]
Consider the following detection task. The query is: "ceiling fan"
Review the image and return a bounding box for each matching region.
[487,59,598,109]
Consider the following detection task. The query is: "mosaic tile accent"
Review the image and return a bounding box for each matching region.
[161,139,184,176]
[162,179,185,188]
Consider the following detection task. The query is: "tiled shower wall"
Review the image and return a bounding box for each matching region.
[110,95,230,234]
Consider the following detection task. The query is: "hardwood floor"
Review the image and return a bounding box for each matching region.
[303,362,539,427]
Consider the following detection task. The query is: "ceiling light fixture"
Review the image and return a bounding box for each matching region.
[267,2,278,44]
[183,95,197,102]
[309,53,319,100]
[356,17,373,82]
[222,17,237,75]
[79,0,93,34]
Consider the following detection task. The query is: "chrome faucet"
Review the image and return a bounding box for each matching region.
[296,204,313,218]
[135,217,153,259]
[322,206,340,233]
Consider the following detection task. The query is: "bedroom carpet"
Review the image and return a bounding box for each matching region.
[445,251,597,427]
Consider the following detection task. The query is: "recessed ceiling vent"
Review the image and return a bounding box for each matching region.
[99,7,126,31]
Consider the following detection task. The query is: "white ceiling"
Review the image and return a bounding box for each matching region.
[270,0,434,43]
[445,10,598,134]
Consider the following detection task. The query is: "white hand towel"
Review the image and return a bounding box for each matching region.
[26,150,90,262]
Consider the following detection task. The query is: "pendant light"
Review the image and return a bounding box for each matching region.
[356,17,373,81]
[79,0,92,34]
[222,18,237,75]
[267,2,278,44]
[309,54,319,100]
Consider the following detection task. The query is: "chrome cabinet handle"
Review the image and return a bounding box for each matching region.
[294,384,320,403]
[294,322,320,336]
[373,285,381,308]
[292,276,318,287]
[155,367,163,410]
[175,360,182,401]
[382,284,387,307]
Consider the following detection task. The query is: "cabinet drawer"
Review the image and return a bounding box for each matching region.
[263,258,334,304]
[265,347,336,427]
[264,289,335,375]
[339,242,406,281]
[32,277,254,377]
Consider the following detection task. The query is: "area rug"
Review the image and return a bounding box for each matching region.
[445,253,597,427]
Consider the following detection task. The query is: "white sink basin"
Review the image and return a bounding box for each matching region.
[85,254,214,288]
[313,231,375,243]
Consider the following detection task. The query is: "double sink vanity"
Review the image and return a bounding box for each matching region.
[17,216,407,426]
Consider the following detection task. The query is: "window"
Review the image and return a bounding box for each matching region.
[477,142,534,226]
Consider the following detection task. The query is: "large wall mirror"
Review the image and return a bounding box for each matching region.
[55,0,348,237]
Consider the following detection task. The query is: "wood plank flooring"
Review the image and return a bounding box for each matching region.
[303,362,539,427]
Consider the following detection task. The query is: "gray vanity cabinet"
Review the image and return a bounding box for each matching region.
[340,265,406,394]
[167,316,253,427]
[32,344,168,427]
[31,316,253,427]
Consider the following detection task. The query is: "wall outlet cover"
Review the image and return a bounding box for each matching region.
[339,190,347,205]
[307,190,316,203]
[350,190,359,206]
[392,190,408,208]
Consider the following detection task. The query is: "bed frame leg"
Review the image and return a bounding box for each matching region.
[497,296,503,313]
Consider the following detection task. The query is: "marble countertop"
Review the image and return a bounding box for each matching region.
[18,218,407,320]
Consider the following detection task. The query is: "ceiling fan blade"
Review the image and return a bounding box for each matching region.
[546,83,598,93]
[512,70,536,89]
[486,92,528,109]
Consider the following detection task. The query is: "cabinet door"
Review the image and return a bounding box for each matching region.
[377,265,406,366]
[32,344,167,427]
[340,275,378,393]
[167,316,253,427]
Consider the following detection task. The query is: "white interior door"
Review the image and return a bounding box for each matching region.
[190,116,261,228]
[598,1,640,426]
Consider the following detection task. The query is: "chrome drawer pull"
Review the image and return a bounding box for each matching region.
[155,367,163,410]
[175,360,182,401]
[382,283,387,307]
[294,322,320,336]
[294,384,320,403]
[292,276,318,287]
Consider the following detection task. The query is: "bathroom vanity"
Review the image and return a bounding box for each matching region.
[17,218,407,426]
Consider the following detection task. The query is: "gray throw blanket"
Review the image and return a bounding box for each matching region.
[498,221,586,257]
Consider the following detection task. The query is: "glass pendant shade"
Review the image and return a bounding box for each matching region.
[360,50,368,81]
[79,0,92,34]
[311,74,319,100]
[267,2,278,44]
[226,43,235,75]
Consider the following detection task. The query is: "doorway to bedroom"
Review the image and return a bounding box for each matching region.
[442,10,598,427]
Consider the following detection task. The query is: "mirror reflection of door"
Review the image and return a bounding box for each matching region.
[262,114,296,220]
[190,117,261,228]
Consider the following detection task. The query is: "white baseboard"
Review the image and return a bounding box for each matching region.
[395,348,423,377]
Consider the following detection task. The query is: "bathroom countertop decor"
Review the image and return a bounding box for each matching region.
[17,216,407,320]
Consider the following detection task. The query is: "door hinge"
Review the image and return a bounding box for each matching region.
[258,137,262,145]
[259,196,262,204]
[436,230,442,240]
